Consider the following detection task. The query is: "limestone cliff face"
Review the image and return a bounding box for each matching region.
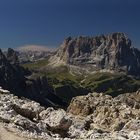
[51,33,140,77]
[0,87,140,140]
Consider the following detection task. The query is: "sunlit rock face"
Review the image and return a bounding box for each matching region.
[0,87,69,139]
[67,90,140,139]
[51,33,140,77]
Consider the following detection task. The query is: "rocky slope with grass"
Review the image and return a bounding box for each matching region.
[0,48,67,108]
[0,87,140,140]
[50,32,140,78]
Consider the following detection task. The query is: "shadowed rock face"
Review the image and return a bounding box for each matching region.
[0,49,25,91]
[6,48,19,65]
[52,33,140,77]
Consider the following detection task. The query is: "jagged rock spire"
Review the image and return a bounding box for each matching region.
[6,48,19,65]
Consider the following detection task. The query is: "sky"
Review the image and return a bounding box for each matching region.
[0,0,140,48]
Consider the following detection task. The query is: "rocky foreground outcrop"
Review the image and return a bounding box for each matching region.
[67,90,140,139]
[0,87,140,140]
[50,33,140,77]
[0,87,67,139]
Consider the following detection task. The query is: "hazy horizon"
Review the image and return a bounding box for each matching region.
[0,0,140,48]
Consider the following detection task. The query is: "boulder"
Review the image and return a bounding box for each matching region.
[39,107,72,130]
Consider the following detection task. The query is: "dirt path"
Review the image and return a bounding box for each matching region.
[0,125,29,140]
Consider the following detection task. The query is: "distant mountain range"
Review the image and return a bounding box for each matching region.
[15,45,55,63]
[16,45,54,52]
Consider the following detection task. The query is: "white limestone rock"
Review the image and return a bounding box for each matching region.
[39,107,72,130]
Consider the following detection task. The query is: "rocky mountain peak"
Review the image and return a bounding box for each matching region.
[6,48,19,65]
[60,32,131,51]
[0,49,8,66]
[50,32,140,77]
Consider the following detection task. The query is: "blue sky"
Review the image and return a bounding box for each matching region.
[0,0,140,48]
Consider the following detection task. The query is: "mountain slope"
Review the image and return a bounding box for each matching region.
[21,32,140,103]
[0,48,67,107]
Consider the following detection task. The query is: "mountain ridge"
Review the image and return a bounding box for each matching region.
[49,32,140,78]
[15,45,54,52]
